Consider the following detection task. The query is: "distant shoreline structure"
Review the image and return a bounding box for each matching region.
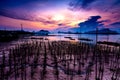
[58,28,119,35]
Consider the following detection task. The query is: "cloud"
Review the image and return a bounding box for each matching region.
[114,0,120,5]
[69,0,120,24]
[0,9,56,25]
[109,21,120,32]
[58,23,67,27]
[78,15,105,32]
[110,22,120,26]
[81,0,95,7]
[109,22,120,29]
[0,9,31,20]
[69,0,120,12]
[98,20,110,23]
[69,0,96,9]
[0,0,47,7]
[0,0,69,9]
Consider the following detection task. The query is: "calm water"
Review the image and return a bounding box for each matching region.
[47,33,120,43]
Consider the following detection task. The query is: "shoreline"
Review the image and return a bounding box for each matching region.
[0,40,120,80]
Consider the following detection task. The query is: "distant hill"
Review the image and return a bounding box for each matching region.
[35,30,50,36]
[52,27,119,34]
[85,28,119,34]
[52,27,81,34]
[52,27,70,33]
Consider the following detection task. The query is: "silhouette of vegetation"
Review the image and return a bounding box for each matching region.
[0,30,34,42]
[0,39,120,80]
[97,41,120,46]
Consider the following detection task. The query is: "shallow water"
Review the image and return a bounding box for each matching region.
[42,33,120,43]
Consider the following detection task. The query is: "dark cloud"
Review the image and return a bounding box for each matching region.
[69,0,95,9]
[110,22,120,26]
[109,22,120,32]
[69,0,120,12]
[69,0,120,23]
[0,0,68,8]
[0,0,49,7]
[58,24,63,26]
[97,20,111,24]
[58,23,66,26]
[0,9,31,20]
[82,0,95,7]
[114,0,120,5]
[0,0,33,7]
[78,15,105,32]
[0,9,55,24]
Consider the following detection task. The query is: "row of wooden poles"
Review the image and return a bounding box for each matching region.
[0,40,120,80]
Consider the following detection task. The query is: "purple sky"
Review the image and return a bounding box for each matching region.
[0,0,120,32]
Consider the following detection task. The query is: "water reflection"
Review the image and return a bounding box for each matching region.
[48,33,120,43]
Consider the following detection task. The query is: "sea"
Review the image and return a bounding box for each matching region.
[46,33,120,43]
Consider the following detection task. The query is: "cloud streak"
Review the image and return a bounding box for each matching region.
[0,9,56,25]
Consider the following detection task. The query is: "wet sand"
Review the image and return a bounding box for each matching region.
[0,39,120,80]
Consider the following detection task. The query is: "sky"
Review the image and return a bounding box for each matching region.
[0,0,120,32]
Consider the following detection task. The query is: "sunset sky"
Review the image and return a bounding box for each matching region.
[0,0,120,31]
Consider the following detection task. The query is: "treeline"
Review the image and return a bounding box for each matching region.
[0,30,34,42]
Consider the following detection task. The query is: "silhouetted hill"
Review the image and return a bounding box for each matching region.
[35,30,50,35]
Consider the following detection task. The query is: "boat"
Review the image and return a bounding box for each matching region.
[78,38,93,41]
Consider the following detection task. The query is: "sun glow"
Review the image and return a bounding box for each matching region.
[52,14,65,21]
